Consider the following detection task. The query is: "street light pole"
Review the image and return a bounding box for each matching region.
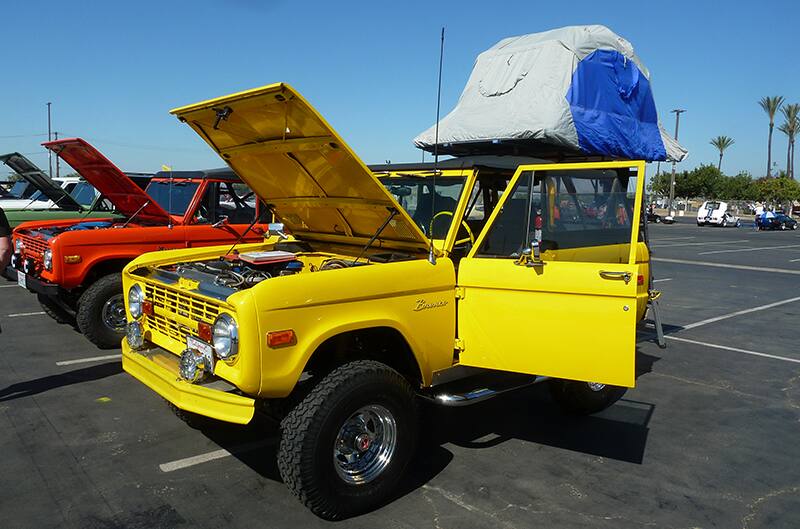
[668,108,686,213]
[46,102,52,178]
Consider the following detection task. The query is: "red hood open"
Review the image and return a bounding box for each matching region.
[42,138,170,223]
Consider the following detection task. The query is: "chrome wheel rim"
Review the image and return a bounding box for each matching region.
[333,404,397,484]
[587,382,606,392]
[102,294,127,331]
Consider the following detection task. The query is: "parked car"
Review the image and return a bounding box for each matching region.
[120,83,652,520]
[697,200,740,227]
[757,213,798,230]
[5,138,269,348]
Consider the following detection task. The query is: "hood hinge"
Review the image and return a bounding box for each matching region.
[454,338,465,351]
[454,286,465,300]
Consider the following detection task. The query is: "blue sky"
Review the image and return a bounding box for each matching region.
[1,0,798,179]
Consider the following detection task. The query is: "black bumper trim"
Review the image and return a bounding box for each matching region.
[3,265,60,295]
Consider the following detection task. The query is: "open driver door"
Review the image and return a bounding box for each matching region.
[455,161,646,388]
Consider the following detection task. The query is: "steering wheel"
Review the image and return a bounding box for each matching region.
[429,211,475,246]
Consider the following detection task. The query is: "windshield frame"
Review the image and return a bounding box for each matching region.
[144,178,200,218]
[377,168,476,252]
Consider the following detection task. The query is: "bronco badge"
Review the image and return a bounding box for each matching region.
[413,299,448,312]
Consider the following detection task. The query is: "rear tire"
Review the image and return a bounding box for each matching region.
[548,379,626,415]
[38,294,75,324]
[76,273,125,349]
[278,360,418,520]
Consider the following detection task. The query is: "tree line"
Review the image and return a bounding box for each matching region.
[650,164,800,203]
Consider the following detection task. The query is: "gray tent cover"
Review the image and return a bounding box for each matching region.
[414,25,688,162]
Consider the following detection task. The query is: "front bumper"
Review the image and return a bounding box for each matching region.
[122,341,255,425]
[3,265,60,295]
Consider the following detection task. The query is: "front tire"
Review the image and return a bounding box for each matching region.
[278,360,418,520]
[548,379,626,415]
[76,273,126,349]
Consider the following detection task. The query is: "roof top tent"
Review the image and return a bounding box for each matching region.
[414,25,688,163]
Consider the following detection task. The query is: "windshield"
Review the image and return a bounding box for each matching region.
[9,180,36,199]
[380,176,467,238]
[145,180,199,216]
[70,182,97,206]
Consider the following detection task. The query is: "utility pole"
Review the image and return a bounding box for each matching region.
[46,102,53,178]
[54,131,60,178]
[668,108,686,213]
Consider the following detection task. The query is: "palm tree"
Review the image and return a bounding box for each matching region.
[710,136,735,173]
[779,104,800,179]
[759,96,785,177]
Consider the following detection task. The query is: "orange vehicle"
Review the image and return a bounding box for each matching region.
[4,138,269,348]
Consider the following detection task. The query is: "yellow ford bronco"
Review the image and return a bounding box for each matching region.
[121,83,650,519]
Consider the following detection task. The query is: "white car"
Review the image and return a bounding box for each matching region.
[697,200,741,227]
[0,176,83,210]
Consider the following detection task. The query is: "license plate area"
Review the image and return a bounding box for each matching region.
[17,270,26,289]
[186,335,215,372]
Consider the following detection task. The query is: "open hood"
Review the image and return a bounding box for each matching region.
[0,152,83,211]
[170,83,428,251]
[43,138,171,223]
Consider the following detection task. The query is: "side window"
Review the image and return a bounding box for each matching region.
[194,182,257,224]
[476,168,638,261]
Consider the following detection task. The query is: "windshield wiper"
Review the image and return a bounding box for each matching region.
[353,207,399,264]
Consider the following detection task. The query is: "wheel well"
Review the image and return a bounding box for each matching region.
[84,258,129,284]
[303,327,423,387]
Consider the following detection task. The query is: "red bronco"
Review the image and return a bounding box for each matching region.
[5,138,269,348]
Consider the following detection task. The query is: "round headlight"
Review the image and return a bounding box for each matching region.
[128,284,144,320]
[14,239,24,253]
[213,313,238,361]
[43,249,53,271]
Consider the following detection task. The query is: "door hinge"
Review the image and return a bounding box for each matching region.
[454,338,465,351]
[455,286,465,299]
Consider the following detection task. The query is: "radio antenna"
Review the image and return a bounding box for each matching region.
[428,26,445,265]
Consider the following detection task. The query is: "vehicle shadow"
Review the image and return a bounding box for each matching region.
[194,348,658,516]
[0,361,122,402]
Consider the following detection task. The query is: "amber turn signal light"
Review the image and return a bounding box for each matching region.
[142,300,154,316]
[267,329,296,348]
[197,322,213,342]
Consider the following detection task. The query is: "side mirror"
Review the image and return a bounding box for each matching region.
[268,222,288,240]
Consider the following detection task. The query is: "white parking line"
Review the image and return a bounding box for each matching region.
[652,240,748,248]
[698,244,800,255]
[666,336,800,365]
[159,439,273,472]
[681,296,800,330]
[653,257,800,276]
[7,311,45,318]
[790,258,800,262]
[0,284,19,288]
[650,236,696,242]
[55,354,122,366]
[652,278,673,283]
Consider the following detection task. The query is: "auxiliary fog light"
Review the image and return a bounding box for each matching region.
[10,253,20,269]
[22,257,35,275]
[179,349,209,383]
[128,284,144,320]
[43,249,53,271]
[126,321,145,350]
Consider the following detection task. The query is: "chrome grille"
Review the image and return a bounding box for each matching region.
[142,281,222,345]
[145,283,221,323]
[19,234,47,261]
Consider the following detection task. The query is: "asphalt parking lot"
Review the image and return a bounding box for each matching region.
[2,221,799,529]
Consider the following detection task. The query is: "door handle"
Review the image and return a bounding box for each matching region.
[599,270,632,284]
